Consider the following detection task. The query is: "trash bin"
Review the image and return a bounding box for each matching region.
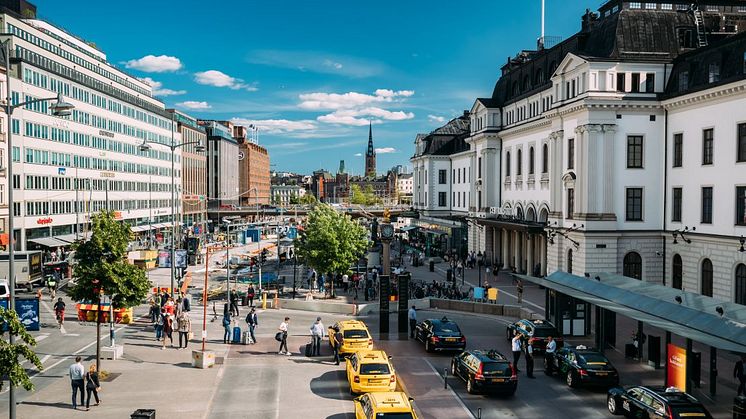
[735,396,746,419]
[429,261,434,272]
[131,409,156,419]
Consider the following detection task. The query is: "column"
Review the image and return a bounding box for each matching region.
[512,231,519,270]
[502,228,509,269]
[527,234,534,277]
[517,232,523,273]
[602,124,617,215]
[549,130,564,216]
[540,234,547,276]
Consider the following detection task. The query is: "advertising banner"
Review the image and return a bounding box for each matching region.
[667,343,687,391]
[0,298,40,331]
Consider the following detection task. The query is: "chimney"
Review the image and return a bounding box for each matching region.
[581,8,598,33]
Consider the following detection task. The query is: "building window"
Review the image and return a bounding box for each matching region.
[672,254,683,290]
[678,71,689,91]
[567,249,573,274]
[706,5,718,12]
[567,138,575,169]
[438,192,447,207]
[542,144,549,173]
[623,252,643,280]
[672,187,682,222]
[701,186,713,224]
[736,186,746,226]
[661,3,672,10]
[529,147,535,174]
[616,72,626,92]
[645,73,655,92]
[702,128,714,165]
[477,191,482,210]
[708,63,720,83]
[627,136,643,168]
[736,264,746,305]
[629,2,641,9]
[478,157,482,178]
[678,29,695,48]
[517,149,523,175]
[631,73,640,93]
[644,2,656,9]
[438,169,447,184]
[738,123,746,162]
[505,152,511,177]
[566,188,574,219]
[673,133,683,167]
[626,188,643,221]
[701,259,713,297]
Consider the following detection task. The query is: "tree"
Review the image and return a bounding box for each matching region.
[289,195,300,205]
[0,307,43,391]
[299,193,317,205]
[350,184,382,206]
[295,204,368,297]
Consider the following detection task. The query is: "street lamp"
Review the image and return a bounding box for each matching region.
[138,114,205,299]
[2,39,75,419]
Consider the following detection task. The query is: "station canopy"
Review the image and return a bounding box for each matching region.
[515,271,746,353]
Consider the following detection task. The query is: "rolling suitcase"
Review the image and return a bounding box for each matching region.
[242,331,253,345]
[232,326,242,344]
[305,342,313,357]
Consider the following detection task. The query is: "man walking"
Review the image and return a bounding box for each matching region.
[735,355,746,396]
[245,307,258,344]
[69,356,85,410]
[229,288,240,317]
[511,331,523,372]
[408,305,417,339]
[525,338,536,378]
[310,316,324,356]
[278,317,290,355]
[332,325,344,365]
[516,279,524,304]
[545,335,557,375]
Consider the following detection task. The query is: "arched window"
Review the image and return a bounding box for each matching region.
[512,81,520,97]
[567,249,573,274]
[701,259,713,297]
[672,254,683,290]
[529,147,535,175]
[535,68,545,85]
[623,252,643,280]
[516,207,524,220]
[517,149,523,175]
[542,143,549,173]
[506,152,511,177]
[735,263,746,305]
[523,75,531,91]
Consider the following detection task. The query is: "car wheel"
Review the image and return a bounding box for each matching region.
[566,371,578,388]
[466,378,477,394]
[425,341,432,353]
[450,361,457,376]
[607,395,619,415]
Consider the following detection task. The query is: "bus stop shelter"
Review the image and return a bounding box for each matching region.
[513,271,746,396]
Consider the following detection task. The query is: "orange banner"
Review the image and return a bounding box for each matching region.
[667,343,687,391]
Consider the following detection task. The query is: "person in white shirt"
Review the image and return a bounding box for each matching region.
[408,305,417,339]
[511,332,523,371]
[69,356,85,409]
[310,317,325,356]
[545,336,557,375]
[278,317,290,355]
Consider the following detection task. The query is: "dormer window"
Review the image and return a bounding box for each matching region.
[523,75,530,91]
[708,63,720,83]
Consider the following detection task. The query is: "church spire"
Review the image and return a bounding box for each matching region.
[366,121,374,156]
[365,122,376,177]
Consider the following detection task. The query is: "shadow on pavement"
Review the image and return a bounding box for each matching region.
[19,401,71,410]
[310,370,351,401]
[326,414,355,419]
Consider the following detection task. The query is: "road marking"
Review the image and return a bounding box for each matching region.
[40,355,51,364]
[63,333,80,337]
[36,334,49,342]
[423,358,475,419]
[434,266,544,311]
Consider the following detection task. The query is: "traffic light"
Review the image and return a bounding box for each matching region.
[260,249,268,264]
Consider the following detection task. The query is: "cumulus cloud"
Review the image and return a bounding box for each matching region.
[125,55,182,72]
[323,59,343,69]
[317,107,414,126]
[194,70,258,91]
[298,89,415,111]
[428,115,446,123]
[230,118,316,134]
[176,101,211,110]
[317,114,373,126]
[139,77,186,96]
[354,153,363,157]
[375,147,397,154]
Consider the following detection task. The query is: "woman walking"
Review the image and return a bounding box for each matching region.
[177,311,191,349]
[84,363,101,410]
[278,317,290,355]
[161,312,174,349]
[222,307,232,344]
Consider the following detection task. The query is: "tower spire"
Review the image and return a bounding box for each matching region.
[365,122,376,177]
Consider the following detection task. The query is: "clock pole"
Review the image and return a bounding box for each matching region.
[380,209,392,276]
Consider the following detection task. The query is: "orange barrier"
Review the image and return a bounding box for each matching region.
[76,303,134,324]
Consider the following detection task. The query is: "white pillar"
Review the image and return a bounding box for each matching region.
[540,235,547,276]
[527,234,534,277]
[512,231,519,270]
[502,228,509,269]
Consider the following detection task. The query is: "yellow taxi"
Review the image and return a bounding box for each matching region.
[354,391,418,419]
[329,320,373,355]
[346,350,396,395]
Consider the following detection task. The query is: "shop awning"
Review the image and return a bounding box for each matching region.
[28,237,69,247]
[399,225,419,232]
[130,225,154,232]
[514,271,746,353]
[475,217,544,233]
[56,233,91,243]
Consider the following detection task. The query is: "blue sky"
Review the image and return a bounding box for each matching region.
[35,0,586,174]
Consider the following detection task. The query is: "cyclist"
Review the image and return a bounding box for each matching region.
[53,297,66,328]
[46,274,58,301]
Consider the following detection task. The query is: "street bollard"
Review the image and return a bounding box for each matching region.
[477,408,482,419]
[444,368,448,389]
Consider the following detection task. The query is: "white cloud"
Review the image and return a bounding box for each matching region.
[354,153,363,157]
[317,107,414,126]
[139,77,186,97]
[428,114,445,123]
[317,114,373,126]
[125,55,182,72]
[298,89,415,111]
[230,118,316,134]
[375,89,414,98]
[176,101,211,110]
[249,50,387,78]
[323,59,343,69]
[194,70,258,91]
[375,147,397,154]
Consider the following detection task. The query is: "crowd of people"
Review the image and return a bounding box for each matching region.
[149,290,192,350]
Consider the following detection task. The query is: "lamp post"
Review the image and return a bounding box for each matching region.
[139,119,205,299]
[2,39,75,419]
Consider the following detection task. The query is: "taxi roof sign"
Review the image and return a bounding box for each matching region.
[575,345,588,350]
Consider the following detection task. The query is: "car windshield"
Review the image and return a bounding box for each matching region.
[344,330,369,339]
[376,413,414,419]
[578,353,609,364]
[433,322,460,333]
[360,363,391,375]
[481,362,512,375]
[0,285,7,295]
[531,327,556,337]
[670,406,712,418]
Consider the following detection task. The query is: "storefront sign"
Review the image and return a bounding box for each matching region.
[113,211,122,220]
[58,167,66,175]
[100,171,115,178]
[666,343,687,391]
[489,207,515,216]
[36,217,53,225]
[98,130,115,138]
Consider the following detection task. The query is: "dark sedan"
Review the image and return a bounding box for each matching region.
[545,345,619,388]
[506,318,562,354]
[415,317,466,352]
[607,385,713,418]
[450,349,517,396]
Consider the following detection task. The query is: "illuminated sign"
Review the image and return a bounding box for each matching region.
[666,343,687,391]
[36,217,53,225]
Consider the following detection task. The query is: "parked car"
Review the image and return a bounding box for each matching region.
[506,318,562,353]
[607,385,713,418]
[545,345,619,388]
[450,349,517,395]
[414,316,466,352]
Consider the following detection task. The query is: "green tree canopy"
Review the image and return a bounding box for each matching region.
[350,184,382,206]
[299,193,317,205]
[68,210,151,308]
[0,307,43,391]
[295,204,368,277]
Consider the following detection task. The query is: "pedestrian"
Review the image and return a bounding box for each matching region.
[545,335,557,375]
[222,308,232,344]
[84,363,101,410]
[247,285,255,307]
[310,316,324,356]
[332,326,344,365]
[278,317,290,355]
[408,305,417,339]
[525,338,536,378]
[54,297,66,328]
[735,355,746,396]
[177,310,191,349]
[154,309,164,341]
[68,356,85,410]
[149,300,159,323]
[162,312,174,349]
[516,279,524,304]
[245,307,258,344]
[342,273,349,293]
[164,297,175,316]
[230,288,240,317]
[511,331,522,372]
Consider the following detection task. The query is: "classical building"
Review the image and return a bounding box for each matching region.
[271,184,306,206]
[201,120,238,210]
[171,110,207,229]
[397,172,413,205]
[236,127,270,206]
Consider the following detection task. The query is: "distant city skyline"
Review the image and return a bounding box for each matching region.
[35,0,584,173]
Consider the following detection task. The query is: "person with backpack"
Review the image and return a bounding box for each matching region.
[278,317,290,355]
[177,311,191,349]
[246,285,256,307]
[332,326,344,365]
[245,308,258,344]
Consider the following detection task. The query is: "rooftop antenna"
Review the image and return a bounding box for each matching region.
[539,0,545,49]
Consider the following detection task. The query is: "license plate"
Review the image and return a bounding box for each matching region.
[490,378,506,383]
[595,372,607,376]
[446,338,457,342]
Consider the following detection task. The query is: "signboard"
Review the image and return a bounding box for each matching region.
[0,298,40,331]
[489,207,515,216]
[667,343,687,391]
[58,167,66,176]
[36,217,53,225]
[473,287,485,300]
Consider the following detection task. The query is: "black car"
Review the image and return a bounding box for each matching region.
[545,345,619,388]
[506,319,563,354]
[450,349,517,396]
[414,317,466,352]
[607,385,713,418]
